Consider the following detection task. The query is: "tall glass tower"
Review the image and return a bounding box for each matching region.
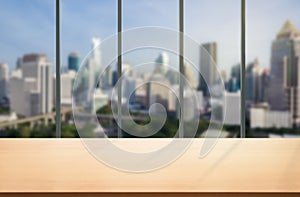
[68,52,80,71]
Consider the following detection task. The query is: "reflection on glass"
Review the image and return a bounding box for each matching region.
[247,0,300,138]
[0,0,56,137]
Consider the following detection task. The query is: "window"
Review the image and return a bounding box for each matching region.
[1,0,299,138]
[246,0,300,138]
[60,0,117,137]
[185,0,242,138]
[0,0,56,137]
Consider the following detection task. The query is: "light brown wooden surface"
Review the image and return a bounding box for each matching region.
[0,139,300,193]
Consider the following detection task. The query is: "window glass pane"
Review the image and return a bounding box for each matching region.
[121,0,181,138]
[0,0,56,137]
[247,0,300,138]
[61,0,117,137]
[185,0,241,138]
[123,0,178,29]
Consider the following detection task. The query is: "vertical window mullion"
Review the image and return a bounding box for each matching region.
[56,0,61,138]
[179,0,184,138]
[241,0,246,138]
[117,0,123,137]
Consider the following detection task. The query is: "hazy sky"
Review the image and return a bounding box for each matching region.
[0,0,300,75]
[0,0,55,70]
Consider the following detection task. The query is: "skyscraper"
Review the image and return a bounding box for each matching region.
[87,37,101,105]
[198,42,218,96]
[154,52,169,74]
[0,63,9,100]
[10,54,53,116]
[260,68,270,103]
[269,20,300,127]
[227,64,240,93]
[246,58,263,103]
[68,52,80,71]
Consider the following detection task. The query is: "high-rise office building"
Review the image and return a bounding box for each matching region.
[154,52,169,75]
[269,20,300,127]
[16,58,22,70]
[0,63,9,100]
[227,64,241,93]
[260,68,270,103]
[91,37,101,66]
[68,52,80,71]
[198,42,218,96]
[86,37,102,105]
[112,70,118,87]
[10,54,53,116]
[246,58,263,103]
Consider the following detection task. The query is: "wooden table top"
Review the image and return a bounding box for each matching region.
[0,139,300,194]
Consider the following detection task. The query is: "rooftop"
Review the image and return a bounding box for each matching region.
[277,19,300,39]
[22,54,46,63]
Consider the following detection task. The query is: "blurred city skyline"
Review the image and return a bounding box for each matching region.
[0,0,300,138]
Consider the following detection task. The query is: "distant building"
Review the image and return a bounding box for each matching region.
[154,52,169,75]
[268,20,300,127]
[223,91,240,125]
[0,63,9,100]
[246,58,263,103]
[16,58,22,70]
[245,58,263,119]
[93,89,109,112]
[196,91,204,113]
[10,54,53,116]
[68,52,80,71]
[250,103,291,129]
[0,112,17,123]
[227,64,240,92]
[101,66,113,87]
[198,42,218,96]
[87,37,101,105]
[260,68,271,103]
[165,69,179,85]
[112,70,118,86]
[183,62,197,89]
[122,63,131,74]
[123,77,136,104]
[166,62,197,89]
[168,85,179,113]
[181,90,198,121]
[168,85,201,121]
[53,70,76,107]
[147,74,170,113]
[107,66,114,86]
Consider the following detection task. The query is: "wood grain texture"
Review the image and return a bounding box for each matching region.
[0,139,300,193]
